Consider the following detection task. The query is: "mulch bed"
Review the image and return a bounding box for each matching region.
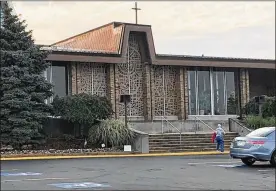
[1,137,137,158]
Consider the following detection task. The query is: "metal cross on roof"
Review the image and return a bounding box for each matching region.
[132,2,141,24]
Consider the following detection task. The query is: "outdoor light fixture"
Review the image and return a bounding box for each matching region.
[120,94,131,128]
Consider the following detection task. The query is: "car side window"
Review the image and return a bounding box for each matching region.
[267,131,275,140]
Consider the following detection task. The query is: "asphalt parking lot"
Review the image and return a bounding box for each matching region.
[1,155,275,190]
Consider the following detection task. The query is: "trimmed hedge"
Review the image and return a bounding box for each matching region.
[244,115,275,130]
[52,93,113,125]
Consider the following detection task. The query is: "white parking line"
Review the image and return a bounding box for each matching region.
[2,179,22,182]
[212,164,244,168]
[188,161,240,165]
[258,170,273,172]
[1,178,70,182]
[1,169,18,172]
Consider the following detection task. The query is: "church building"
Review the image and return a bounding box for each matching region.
[41,21,275,131]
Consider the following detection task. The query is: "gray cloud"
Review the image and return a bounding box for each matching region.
[13,1,275,59]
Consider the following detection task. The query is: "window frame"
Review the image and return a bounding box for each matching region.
[44,62,69,104]
[188,67,238,116]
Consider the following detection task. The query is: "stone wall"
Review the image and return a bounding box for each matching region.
[115,33,145,120]
[69,62,253,122]
[71,62,107,96]
[152,65,179,119]
[68,34,254,122]
[240,68,250,107]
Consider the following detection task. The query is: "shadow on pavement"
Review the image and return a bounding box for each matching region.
[249,164,275,169]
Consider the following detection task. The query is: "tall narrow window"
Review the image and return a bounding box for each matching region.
[188,70,196,115]
[197,70,211,115]
[52,65,67,98]
[225,71,237,114]
[43,63,68,104]
[188,68,237,115]
[212,70,226,115]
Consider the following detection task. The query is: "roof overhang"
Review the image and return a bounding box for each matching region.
[44,22,275,69]
[155,55,276,69]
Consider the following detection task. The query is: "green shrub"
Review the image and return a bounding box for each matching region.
[244,115,275,129]
[52,93,113,125]
[244,99,259,115]
[262,98,276,118]
[244,96,276,117]
[88,119,135,147]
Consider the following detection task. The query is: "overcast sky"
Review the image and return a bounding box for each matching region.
[12,1,275,59]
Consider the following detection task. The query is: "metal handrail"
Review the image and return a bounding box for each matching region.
[161,116,182,145]
[229,118,252,132]
[194,116,215,132]
[228,118,252,135]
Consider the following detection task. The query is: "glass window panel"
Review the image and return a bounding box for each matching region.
[197,70,211,115]
[226,71,237,115]
[43,66,52,104]
[188,70,196,115]
[52,65,67,98]
[46,66,51,82]
[213,71,226,115]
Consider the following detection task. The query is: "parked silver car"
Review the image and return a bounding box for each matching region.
[230,126,275,166]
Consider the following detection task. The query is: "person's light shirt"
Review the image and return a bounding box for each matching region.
[216,125,225,138]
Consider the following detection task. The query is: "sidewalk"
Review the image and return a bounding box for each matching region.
[1,151,230,161]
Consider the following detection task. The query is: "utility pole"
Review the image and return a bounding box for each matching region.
[132,2,141,24]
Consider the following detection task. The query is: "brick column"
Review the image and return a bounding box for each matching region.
[114,64,120,119]
[143,63,152,121]
[151,65,156,120]
[107,64,116,118]
[71,62,77,95]
[76,63,81,94]
[177,67,185,120]
[240,68,250,107]
[67,63,72,95]
[183,68,189,120]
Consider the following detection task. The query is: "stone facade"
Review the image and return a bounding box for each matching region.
[116,33,145,119]
[107,64,116,118]
[71,62,107,96]
[152,65,179,119]
[143,64,152,121]
[240,68,250,107]
[68,33,253,122]
[69,63,252,121]
[177,68,189,120]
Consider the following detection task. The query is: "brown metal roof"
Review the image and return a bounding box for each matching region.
[51,22,125,54]
[46,22,275,69]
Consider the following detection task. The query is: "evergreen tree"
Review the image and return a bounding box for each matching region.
[0,2,53,149]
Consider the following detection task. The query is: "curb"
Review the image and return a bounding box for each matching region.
[1,151,230,161]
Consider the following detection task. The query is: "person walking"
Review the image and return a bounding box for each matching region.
[215,124,226,152]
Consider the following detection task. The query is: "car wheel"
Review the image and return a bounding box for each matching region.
[241,158,255,166]
[269,151,276,167]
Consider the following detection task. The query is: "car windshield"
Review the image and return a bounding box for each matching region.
[246,127,275,137]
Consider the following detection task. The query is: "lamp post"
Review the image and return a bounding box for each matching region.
[120,94,131,128]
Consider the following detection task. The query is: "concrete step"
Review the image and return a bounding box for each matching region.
[149,147,231,152]
[149,134,238,139]
[149,137,235,142]
[148,132,237,153]
[149,134,237,137]
[149,141,231,147]
[149,144,231,149]
[148,139,235,143]
[149,147,228,153]
[149,132,238,136]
